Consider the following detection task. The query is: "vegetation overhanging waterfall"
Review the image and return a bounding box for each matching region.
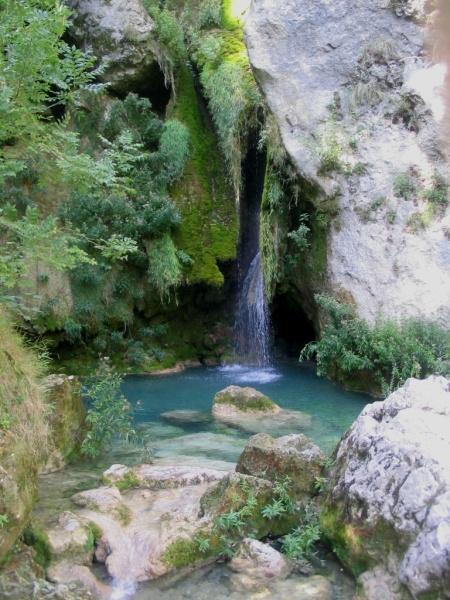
[234,132,271,366]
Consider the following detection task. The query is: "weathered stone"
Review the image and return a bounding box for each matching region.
[71,486,132,527]
[0,545,94,600]
[46,512,94,565]
[288,575,333,600]
[213,385,281,417]
[229,538,291,592]
[66,0,160,93]
[245,0,450,327]
[102,464,226,490]
[42,375,85,474]
[236,433,324,499]
[321,376,450,599]
[64,465,227,584]
[47,560,110,599]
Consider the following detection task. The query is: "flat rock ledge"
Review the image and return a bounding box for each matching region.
[322,376,450,600]
[102,463,226,490]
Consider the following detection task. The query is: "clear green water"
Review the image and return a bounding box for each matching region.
[123,362,369,457]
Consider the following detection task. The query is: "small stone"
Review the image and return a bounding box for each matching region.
[229,538,291,591]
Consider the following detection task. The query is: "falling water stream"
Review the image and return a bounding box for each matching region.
[234,132,271,365]
[235,251,271,365]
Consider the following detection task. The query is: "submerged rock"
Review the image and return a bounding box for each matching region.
[229,538,291,592]
[160,409,212,424]
[236,433,325,499]
[322,376,450,599]
[154,431,246,463]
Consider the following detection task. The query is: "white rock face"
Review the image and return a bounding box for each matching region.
[67,0,159,91]
[245,0,450,326]
[324,376,450,599]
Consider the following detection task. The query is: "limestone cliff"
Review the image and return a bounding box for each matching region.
[245,0,450,326]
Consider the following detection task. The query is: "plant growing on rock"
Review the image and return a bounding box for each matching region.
[281,503,321,561]
[301,294,450,395]
[81,359,136,458]
[393,172,416,199]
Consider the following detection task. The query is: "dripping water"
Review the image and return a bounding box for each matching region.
[234,132,271,366]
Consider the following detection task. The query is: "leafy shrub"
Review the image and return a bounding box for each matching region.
[301,294,450,395]
[422,173,448,208]
[393,172,416,199]
[281,503,320,561]
[318,139,343,175]
[81,360,136,458]
[287,215,311,253]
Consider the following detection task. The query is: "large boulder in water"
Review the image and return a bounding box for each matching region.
[236,433,325,500]
[321,376,450,599]
[212,386,312,434]
[213,385,281,417]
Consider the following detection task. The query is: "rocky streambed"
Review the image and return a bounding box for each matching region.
[2,376,449,600]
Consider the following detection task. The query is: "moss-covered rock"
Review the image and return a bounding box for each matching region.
[170,65,238,286]
[213,385,280,417]
[236,433,325,500]
[42,375,86,473]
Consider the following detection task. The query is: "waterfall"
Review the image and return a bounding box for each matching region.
[235,251,271,365]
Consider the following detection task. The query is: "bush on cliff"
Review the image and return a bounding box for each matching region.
[301,294,450,395]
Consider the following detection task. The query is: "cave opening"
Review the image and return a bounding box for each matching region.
[112,63,172,116]
[271,291,317,359]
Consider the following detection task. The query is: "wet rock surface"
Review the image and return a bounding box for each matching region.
[322,376,450,599]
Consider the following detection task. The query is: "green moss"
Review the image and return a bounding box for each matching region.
[22,522,51,569]
[215,390,276,412]
[162,535,217,568]
[170,64,237,286]
[109,471,141,491]
[114,504,132,526]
